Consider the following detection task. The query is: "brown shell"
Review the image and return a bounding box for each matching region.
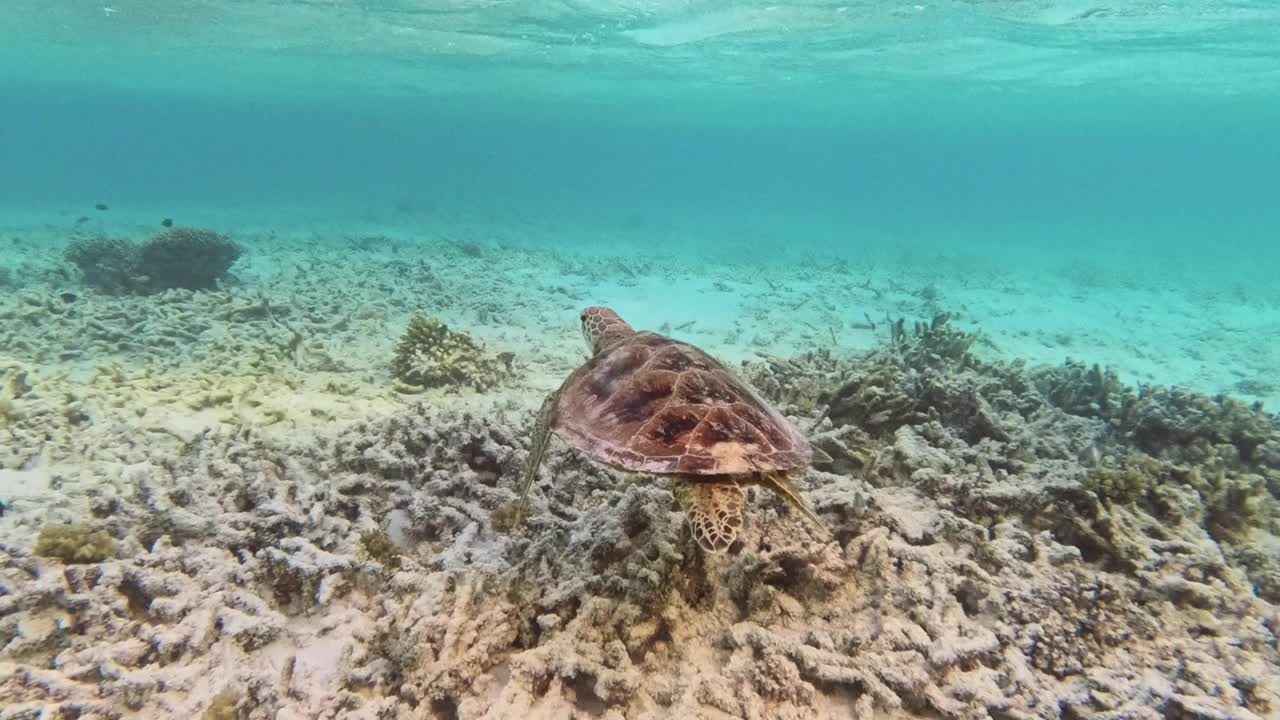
[553,331,812,475]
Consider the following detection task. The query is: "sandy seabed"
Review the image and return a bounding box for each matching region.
[1,216,1278,719]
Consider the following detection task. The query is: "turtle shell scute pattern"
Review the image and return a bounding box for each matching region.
[555,332,811,475]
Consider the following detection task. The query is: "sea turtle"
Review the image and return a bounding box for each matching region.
[516,306,828,552]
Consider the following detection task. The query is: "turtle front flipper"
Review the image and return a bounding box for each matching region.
[514,391,559,524]
[673,479,745,552]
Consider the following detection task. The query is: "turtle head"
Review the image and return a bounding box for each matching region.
[581,306,633,354]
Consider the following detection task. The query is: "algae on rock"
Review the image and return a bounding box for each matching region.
[202,690,245,720]
[358,529,404,571]
[391,313,513,392]
[33,523,118,563]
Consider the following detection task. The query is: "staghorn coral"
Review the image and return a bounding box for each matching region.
[888,312,981,370]
[1033,359,1131,419]
[391,313,513,392]
[750,323,1037,450]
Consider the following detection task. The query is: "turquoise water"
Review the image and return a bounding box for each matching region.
[4,3,1280,264]
[4,4,1280,718]
[6,87,1280,252]
[4,2,1280,401]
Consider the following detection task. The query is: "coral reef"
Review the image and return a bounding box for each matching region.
[1032,359,1129,419]
[1,323,1277,719]
[6,204,1280,720]
[888,312,981,370]
[747,315,1027,449]
[64,227,241,294]
[1034,360,1276,465]
[64,236,141,294]
[138,227,243,291]
[391,313,514,392]
[748,314,1280,598]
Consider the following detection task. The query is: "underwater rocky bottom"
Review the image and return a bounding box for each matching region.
[1,320,1278,720]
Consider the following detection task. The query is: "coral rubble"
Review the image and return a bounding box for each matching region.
[0,314,1277,720]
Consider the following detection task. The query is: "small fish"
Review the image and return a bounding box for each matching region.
[94,202,109,211]
[60,292,78,304]
[161,218,174,227]
[75,216,90,224]
[1077,443,1101,467]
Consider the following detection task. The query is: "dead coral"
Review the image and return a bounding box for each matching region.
[744,348,853,413]
[1034,361,1278,469]
[888,312,981,370]
[391,314,513,392]
[1033,359,1131,419]
[1119,385,1275,465]
[749,314,1032,449]
[3,326,1279,719]
[761,318,1280,604]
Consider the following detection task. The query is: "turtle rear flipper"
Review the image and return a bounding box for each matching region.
[674,479,745,552]
[514,391,559,524]
[759,472,830,539]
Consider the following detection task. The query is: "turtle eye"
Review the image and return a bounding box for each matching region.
[580,312,587,321]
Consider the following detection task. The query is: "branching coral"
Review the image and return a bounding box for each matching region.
[1034,359,1131,419]
[747,310,1280,601]
[391,314,513,392]
[888,312,980,370]
[749,314,1008,446]
[1120,386,1275,464]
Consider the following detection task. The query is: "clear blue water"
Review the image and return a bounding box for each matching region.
[4,2,1280,266]
[3,8,1280,717]
[6,87,1280,242]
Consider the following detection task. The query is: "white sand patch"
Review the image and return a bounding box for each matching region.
[0,467,54,504]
